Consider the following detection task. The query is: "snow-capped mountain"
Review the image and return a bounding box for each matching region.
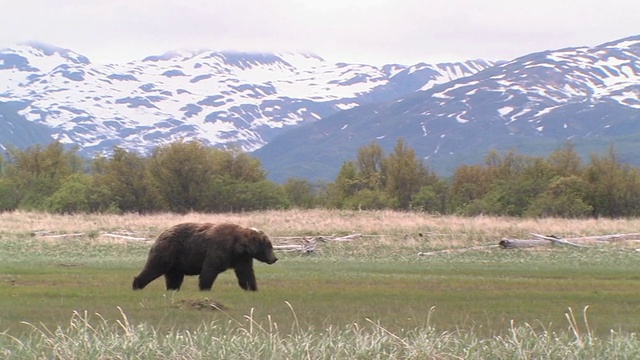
[254,35,640,182]
[0,41,492,156]
[3,35,639,183]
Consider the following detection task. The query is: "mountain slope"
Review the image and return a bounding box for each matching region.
[254,35,640,182]
[2,35,639,184]
[0,42,492,155]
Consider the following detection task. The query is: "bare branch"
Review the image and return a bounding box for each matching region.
[102,234,148,241]
[530,233,587,248]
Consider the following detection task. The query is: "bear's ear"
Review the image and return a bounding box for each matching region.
[249,228,266,241]
[244,227,266,252]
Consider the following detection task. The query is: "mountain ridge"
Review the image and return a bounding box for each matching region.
[0,42,492,157]
[1,35,639,183]
[254,35,640,181]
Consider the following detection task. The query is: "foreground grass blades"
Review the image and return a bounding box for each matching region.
[3,306,640,360]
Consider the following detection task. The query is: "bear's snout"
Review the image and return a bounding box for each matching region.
[263,254,277,264]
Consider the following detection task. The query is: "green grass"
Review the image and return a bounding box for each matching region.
[2,234,640,358]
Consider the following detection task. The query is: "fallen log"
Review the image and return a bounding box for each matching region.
[418,244,499,256]
[274,238,316,253]
[313,234,361,242]
[530,233,587,248]
[273,245,314,253]
[101,233,148,241]
[40,233,85,238]
[271,233,364,254]
[499,234,588,249]
[273,236,309,241]
[273,234,362,242]
[499,238,554,249]
[548,233,640,243]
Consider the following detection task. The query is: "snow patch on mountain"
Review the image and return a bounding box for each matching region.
[0,43,493,156]
[251,34,640,182]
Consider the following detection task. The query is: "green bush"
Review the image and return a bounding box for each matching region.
[0,178,19,211]
[525,176,593,218]
[45,174,116,214]
[343,189,396,210]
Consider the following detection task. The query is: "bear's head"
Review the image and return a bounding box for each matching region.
[248,227,278,264]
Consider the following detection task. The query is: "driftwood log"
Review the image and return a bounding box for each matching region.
[553,233,640,243]
[273,238,317,253]
[34,231,85,238]
[271,233,365,254]
[418,245,499,256]
[500,234,586,249]
[499,232,640,249]
[422,232,640,255]
[498,239,553,249]
[101,233,148,241]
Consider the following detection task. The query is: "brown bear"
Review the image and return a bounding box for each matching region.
[132,222,278,291]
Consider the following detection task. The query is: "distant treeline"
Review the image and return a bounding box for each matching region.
[1,139,639,218]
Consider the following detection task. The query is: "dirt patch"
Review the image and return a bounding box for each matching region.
[56,263,84,267]
[172,298,228,311]
[0,275,17,285]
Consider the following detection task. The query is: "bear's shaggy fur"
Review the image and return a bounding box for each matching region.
[132,222,278,291]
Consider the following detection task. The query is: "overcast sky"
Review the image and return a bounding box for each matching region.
[1,0,638,65]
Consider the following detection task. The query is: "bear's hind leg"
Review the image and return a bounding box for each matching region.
[165,271,185,290]
[198,270,220,291]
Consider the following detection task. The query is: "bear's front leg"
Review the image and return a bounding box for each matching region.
[234,260,257,291]
[132,267,164,290]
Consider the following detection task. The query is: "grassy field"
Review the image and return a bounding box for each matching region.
[2,210,640,358]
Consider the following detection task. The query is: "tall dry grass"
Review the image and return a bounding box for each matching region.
[2,209,639,248]
[3,306,640,360]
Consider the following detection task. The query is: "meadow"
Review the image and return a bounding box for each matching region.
[1,210,640,359]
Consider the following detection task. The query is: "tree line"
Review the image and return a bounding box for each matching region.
[1,139,639,218]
